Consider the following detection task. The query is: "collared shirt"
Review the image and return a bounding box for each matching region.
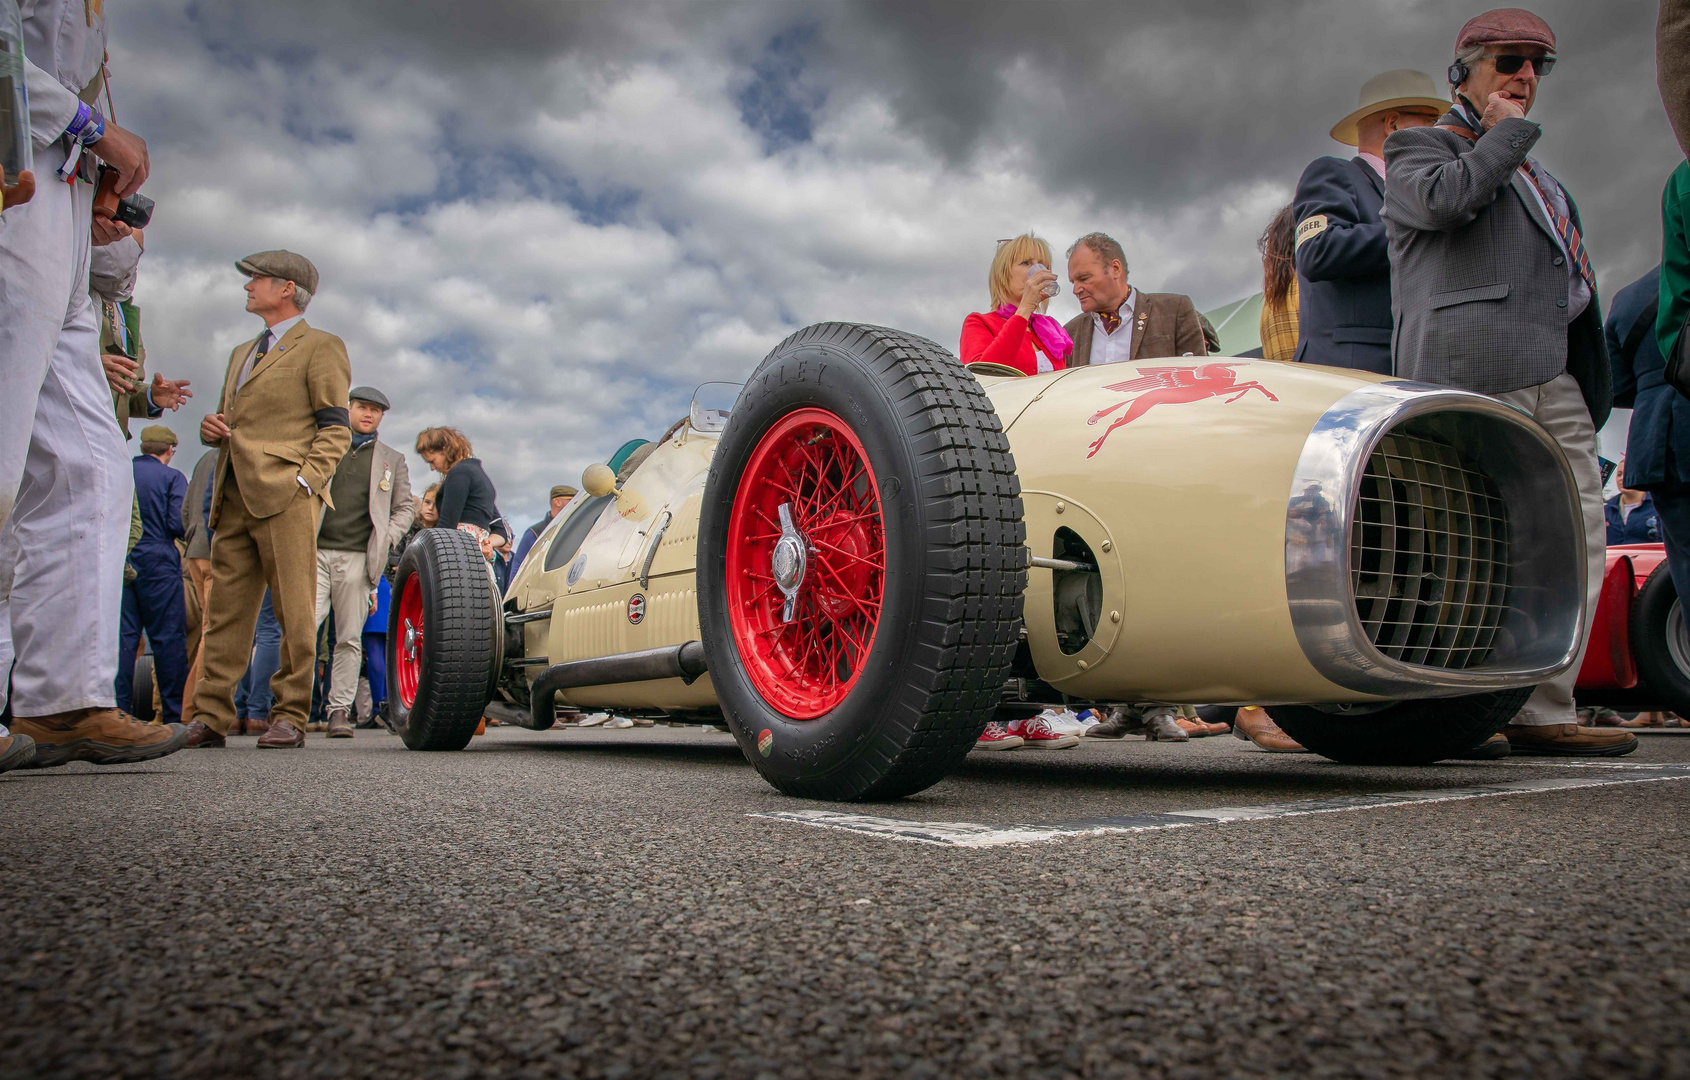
[236,314,304,391]
[1357,151,1387,181]
[1089,287,1138,366]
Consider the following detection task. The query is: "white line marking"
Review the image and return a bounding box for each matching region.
[752,763,1690,848]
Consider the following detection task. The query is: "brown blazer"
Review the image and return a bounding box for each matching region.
[1063,290,1208,365]
[204,320,352,526]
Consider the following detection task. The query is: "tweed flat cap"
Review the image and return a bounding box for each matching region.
[235,249,320,295]
[550,484,578,501]
[1455,8,1555,54]
[139,424,178,446]
[349,386,391,410]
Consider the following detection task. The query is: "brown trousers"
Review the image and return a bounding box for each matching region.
[195,473,322,735]
[178,557,213,723]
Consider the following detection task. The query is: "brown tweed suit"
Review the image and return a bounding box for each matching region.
[196,320,351,735]
[1062,291,1208,364]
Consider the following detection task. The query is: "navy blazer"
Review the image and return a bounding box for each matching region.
[1292,155,1393,374]
[1611,264,1690,489]
[132,454,186,561]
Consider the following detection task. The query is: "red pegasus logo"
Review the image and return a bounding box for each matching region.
[1085,363,1279,458]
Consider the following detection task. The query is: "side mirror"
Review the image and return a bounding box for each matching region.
[582,463,617,498]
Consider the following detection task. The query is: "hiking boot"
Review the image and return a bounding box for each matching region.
[326,708,354,739]
[1143,710,1189,742]
[0,733,36,773]
[1232,706,1305,752]
[974,721,1024,751]
[1504,723,1638,757]
[11,708,190,768]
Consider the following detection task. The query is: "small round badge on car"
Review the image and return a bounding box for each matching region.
[627,593,646,624]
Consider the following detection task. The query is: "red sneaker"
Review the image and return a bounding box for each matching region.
[1006,714,1080,749]
[974,721,1024,751]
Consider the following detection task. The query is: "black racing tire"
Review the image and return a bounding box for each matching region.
[1630,562,1690,716]
[697,322,1026,801]
[387,529,500,751]
[1265,687,1534,765]
[130,653,156,724]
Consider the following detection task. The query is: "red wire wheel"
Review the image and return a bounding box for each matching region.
[396,573,424,710]
[725,408,886,719]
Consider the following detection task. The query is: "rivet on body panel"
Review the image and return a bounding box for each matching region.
[1055,502,1065,513]
[1077,659,1088,670]
[1110,610,1120,623]
[1100,540,1112,551]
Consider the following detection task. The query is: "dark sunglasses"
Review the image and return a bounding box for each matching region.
[1488,53,1556,76]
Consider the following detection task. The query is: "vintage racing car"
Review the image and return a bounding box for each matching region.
[389,322,1588,800]
[1575,543,1690,717]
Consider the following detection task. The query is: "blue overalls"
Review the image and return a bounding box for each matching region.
[115,454,188,722]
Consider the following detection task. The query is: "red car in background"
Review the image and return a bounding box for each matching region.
[1577,544,1690,715]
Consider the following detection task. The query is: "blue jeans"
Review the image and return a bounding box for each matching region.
[234,590,281,720]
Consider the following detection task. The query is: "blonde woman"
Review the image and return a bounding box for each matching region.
[960,233,1072,375]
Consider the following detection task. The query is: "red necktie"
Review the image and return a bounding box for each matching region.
[1099,309,1122,334]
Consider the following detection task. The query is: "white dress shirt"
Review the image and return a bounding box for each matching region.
[1089,287,1138,366]
[237,314,304,389]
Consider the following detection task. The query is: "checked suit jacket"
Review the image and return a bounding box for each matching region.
[204,320,352,527]
[1382,112,1611,429]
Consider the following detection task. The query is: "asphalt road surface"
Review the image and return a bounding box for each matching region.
[4,723,1688,1079]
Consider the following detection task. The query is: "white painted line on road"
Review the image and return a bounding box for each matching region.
[752,763,1690,848]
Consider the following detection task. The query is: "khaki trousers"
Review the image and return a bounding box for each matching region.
[196,473,322,735]
[1491,372,1604,727]
[315,548,372,712]
[179,557,213,724]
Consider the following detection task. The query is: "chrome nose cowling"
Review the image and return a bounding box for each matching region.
[1285,381,1585,698]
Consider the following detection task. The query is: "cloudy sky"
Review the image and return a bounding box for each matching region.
[108,0,1678,526]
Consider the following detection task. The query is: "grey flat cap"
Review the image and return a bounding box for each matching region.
[235,249,319,295]
[349,386,391,410]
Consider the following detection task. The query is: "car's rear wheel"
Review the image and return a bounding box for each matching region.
[130,653,156,724]
[1265,687,1533,765]
[388,529,500,750]
[698,322,1026,801]
[1631,562,1690,716]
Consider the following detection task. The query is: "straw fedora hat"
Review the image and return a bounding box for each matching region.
[1329,69,1450,145]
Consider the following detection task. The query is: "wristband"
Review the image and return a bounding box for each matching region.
[64,102,106,147]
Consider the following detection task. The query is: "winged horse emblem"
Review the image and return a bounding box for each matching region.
[1085,363,1279,458]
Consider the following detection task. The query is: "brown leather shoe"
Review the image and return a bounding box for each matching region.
[1504,723,1638,757]
[257,720,305,749]
[1174,717,1231,737]
[1085,708,1145,739]
[1451,733,1511,760]
[326,708,354,739]
[11,708,191,768]
[184,721,226,748]
[1232,707,1306,753]
[0,733,36,773]
[246,714,271,738]
[1143,711,1190,742]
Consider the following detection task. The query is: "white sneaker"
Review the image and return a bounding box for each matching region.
[577,713,611,728]
[605,716,635,729]
[1038,708,1090,737]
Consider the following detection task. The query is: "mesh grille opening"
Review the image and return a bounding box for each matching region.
[1349,429,1511,669]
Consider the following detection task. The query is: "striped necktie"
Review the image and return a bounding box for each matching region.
[1518,160,1595,293]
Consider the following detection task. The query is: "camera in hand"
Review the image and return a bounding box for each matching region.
[93,164,154,229]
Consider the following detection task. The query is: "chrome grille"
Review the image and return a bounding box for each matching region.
[1350,430,1510,669]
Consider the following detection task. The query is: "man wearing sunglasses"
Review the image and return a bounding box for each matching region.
[1382,8,1631,758]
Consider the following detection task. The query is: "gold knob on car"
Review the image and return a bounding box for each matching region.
[582,463,618,497]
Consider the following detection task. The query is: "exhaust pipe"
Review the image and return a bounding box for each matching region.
[528,641,708,729]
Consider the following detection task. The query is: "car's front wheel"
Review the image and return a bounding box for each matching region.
[1265,687,1533,765]
[388,529,500,750]
[698,322,1026,801]
[1630,561,1690,716]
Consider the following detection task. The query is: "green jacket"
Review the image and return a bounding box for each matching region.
[102,296,154,440]
[1659,161,1690,366]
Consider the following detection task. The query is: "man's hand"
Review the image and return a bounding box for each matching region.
[91,214,134,246]
[88,122,149,198]
[200,412,232,446]
[149,373,192,410]
[1478,91,1527,132]
[102,352,140,395]
[0,165,35,209]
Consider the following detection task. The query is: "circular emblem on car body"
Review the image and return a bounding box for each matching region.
[627,593,646,624]
[567,554,586,586]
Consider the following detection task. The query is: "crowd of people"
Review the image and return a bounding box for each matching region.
[3,4,1690,772]
[958,7,1690,757]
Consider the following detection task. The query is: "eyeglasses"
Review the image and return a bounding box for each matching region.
[1487,53,1556,76]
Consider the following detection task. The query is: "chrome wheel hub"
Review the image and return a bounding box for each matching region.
[403,619,420,661]
[772,502,807,623]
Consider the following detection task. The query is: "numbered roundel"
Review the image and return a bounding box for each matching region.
[627,593,646,624]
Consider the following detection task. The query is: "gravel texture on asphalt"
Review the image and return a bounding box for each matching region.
[3,725,1687,1079]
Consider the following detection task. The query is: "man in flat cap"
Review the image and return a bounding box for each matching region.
[313,385,413,738]
[1384,9,1632,757]
[188,250,352,749]
[1292,70,1446,372]
[115,425,189,724]
[509,484,578,581]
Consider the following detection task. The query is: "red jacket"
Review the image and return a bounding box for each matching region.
[960,310,1068,376]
